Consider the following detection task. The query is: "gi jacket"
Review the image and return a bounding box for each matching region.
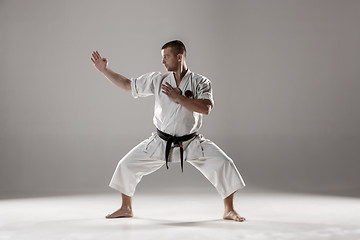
[130,69,214,162]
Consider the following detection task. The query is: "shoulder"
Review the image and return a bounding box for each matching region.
[136,71,162,79]
[133,72,170,85]
[190,71,212,85]
[142,71,171,80]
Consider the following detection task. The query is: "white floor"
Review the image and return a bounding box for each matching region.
[1,189,360,240]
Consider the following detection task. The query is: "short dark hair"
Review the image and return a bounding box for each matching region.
[161,40,186,57]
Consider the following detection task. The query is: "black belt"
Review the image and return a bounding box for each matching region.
[157,129,198,172]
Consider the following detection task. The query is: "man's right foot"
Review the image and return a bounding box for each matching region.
[105,207,133,218]
[223,209,246,222]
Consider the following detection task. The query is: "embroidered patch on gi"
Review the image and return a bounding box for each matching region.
[185,90,193,98]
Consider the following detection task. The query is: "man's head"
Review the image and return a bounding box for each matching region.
[161,40,187,72]
[162,40,186,57]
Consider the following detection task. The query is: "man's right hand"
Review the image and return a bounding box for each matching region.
[91,50,108,73]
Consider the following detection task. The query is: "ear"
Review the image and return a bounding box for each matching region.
[177,54,183,62]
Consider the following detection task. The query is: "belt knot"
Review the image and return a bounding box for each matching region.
[156,129,197,172]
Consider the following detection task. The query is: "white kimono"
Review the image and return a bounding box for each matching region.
[109,70,245,199]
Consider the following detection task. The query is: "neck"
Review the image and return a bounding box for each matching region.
[173,64,188,86]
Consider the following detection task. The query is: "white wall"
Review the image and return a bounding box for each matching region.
[1,0,359,197]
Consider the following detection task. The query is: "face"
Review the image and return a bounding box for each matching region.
[161,47,180,72]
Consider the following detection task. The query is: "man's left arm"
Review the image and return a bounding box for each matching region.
[161,82,213,115]
[178,98,213,115]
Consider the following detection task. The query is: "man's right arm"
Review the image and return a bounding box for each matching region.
[101,68,132,92]
[91,50,132,92]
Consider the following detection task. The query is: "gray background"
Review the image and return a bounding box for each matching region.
[1,0,359,198]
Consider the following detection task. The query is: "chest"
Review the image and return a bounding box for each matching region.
[156,74,199,102]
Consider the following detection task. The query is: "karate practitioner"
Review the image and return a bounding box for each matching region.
[90,40,246,222]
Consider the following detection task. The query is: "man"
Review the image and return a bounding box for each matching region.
[90,40,246,222]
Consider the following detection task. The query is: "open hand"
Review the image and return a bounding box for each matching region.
[161,82,182,103]
[91,50,108,72]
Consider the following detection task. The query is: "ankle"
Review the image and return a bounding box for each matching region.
[224,206,234,212]
[121,205,132,211]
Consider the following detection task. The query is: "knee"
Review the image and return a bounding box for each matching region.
[116,158,133,171]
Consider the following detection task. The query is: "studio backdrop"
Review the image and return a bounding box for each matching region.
[1,0,359,197]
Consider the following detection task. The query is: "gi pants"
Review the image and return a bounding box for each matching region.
[109,133,246,199]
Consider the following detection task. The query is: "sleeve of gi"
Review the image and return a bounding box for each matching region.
[131,72,161,98]
[196,77,215,106]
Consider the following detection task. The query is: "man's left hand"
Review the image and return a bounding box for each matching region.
[161,82,183,103]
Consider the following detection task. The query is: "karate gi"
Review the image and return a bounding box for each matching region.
[109,70,246,199]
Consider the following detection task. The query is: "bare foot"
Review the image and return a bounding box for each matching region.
[105,207,133,219]
[223,210,246,222]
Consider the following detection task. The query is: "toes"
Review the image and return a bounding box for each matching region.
[233,215,246,222]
